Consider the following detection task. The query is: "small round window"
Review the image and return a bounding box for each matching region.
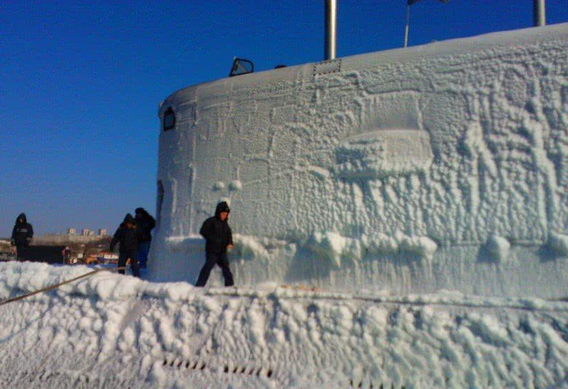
[163,107,176,131]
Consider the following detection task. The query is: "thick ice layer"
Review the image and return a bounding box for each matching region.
[151,23,568,297]
[152,232,568,299]
[2,262,568,388]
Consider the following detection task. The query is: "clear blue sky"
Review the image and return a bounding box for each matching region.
[1,0,567,237]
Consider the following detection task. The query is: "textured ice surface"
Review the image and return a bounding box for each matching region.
[335,129,434,178]
[3,262,568,388]
[150,24,568,297]
[485,235,511,263]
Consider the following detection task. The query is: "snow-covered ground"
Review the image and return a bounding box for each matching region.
[2,262,568,388]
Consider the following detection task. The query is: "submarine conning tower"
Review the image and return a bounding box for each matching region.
[148,23,568,298]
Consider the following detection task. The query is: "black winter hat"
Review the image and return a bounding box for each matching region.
[135,207,145,214]
[215,201,230,215]
[123,213,136,225]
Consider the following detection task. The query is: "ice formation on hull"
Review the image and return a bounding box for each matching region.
[3,263,568,389]
[150,24,568,297]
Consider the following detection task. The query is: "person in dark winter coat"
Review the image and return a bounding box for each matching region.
[195,202,235,287]
[11,213,34,259]
[110,214,140,277]
[134,207,155,269]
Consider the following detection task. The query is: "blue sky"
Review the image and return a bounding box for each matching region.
[1,0,567,237]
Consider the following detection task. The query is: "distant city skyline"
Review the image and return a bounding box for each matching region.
[1,0,567,237]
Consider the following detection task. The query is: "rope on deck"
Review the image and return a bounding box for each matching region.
[0,267,127,307]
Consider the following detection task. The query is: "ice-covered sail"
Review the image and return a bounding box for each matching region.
[149,23,568,298]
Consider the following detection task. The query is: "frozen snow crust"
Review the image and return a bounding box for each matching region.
[153,23,568,298]
[3,262,568,388]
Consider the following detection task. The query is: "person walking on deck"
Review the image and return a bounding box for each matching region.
[110,214,140,277]
[134,207,155,269]
[195,202,235,287]
[11,213,34,259]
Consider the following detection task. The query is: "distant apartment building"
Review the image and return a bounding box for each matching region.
[67,227,108,237]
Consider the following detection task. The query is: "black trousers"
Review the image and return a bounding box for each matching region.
[196,252,234,287]
[15,244,28,260]
[118,250,140,277]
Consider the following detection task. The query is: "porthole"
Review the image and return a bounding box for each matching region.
[163,107,176,131]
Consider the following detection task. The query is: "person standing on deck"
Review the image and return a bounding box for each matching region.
[110,214,140,277]
[11,213,33,259]
[134,207,155,269]
[195,202,235,287]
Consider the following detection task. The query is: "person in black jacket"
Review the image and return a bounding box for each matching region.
[195,202,235,287]
[110,214,140,277]
[134,207,155,269]
[11,213,33,259]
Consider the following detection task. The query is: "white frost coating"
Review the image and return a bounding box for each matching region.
[549,232,568,256]
[399,235,438,261]
[3,262,568,388]
[486,235,511,263]
[303,232,437,267]
[229,180,243,191]
[303,232,356,268]
[335,129,433,178]
[151,24,568,298]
